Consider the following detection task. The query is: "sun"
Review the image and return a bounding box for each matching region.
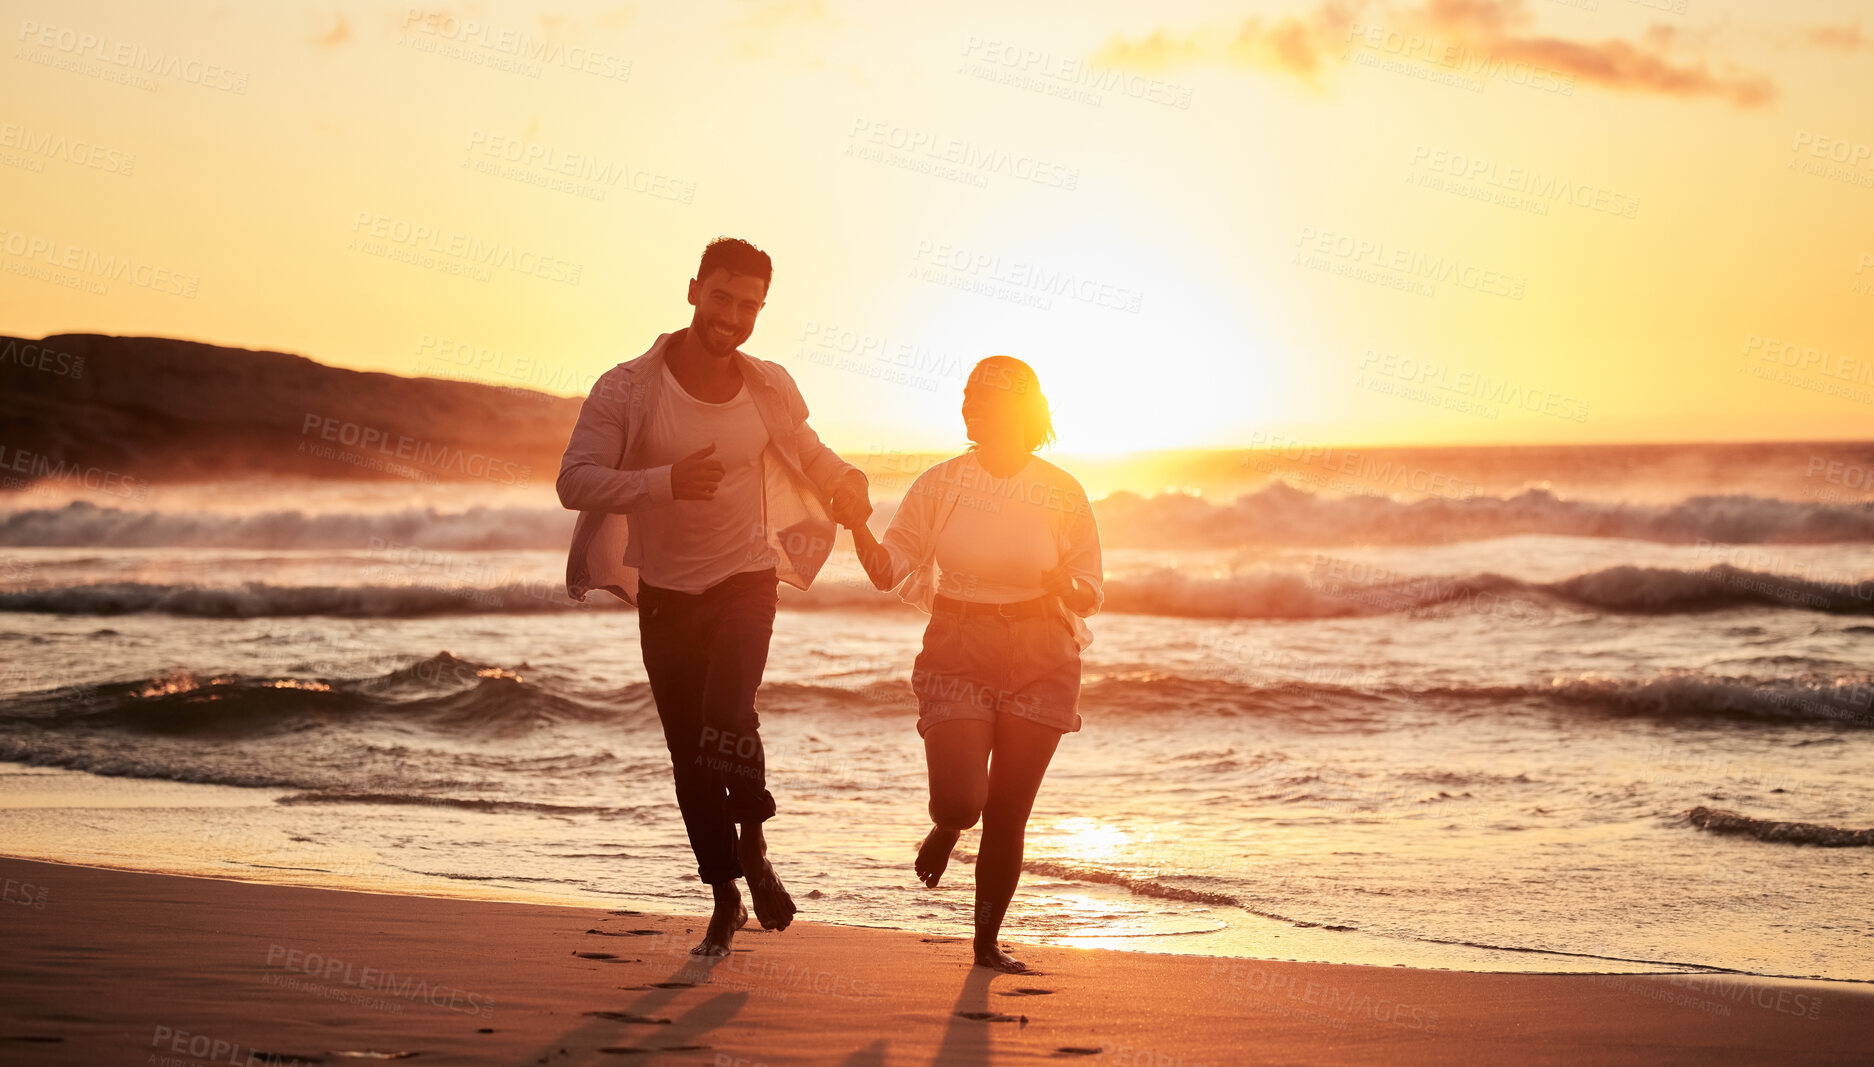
[1038,332,1294,455]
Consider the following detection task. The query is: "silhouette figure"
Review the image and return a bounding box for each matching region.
[558,237,871,954]
[843,356,1103,972]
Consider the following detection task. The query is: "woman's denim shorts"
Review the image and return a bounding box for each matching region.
[909,607,1082,737]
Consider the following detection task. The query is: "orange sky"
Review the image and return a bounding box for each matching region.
[2,0,1871,454]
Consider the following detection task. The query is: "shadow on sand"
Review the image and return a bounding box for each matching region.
[931,967,1018,1067]
[530,949,749,1062]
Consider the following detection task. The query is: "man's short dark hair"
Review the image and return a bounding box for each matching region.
[697,237,772,289]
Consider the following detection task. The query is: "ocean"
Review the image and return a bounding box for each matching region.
[2,441,1870,985]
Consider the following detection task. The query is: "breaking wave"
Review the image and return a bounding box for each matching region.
[1094,484,1874,547]
[3,562,1867,619]
[1685,806,1873,847]
[0,501,571,550]
[0,580,622,617]
[2,658,1866,791]
[5,486,1873,553]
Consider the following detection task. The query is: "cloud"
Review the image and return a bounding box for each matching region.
[725,0,836,63]
[736,0,830,35]
[1095,0,1775,107]
[537,5,635,37]
[311,13,350,48]
[1803,22,1868,51]
[1096,4,1357,87]
[597,5,635,32]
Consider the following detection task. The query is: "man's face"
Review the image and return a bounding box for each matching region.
[687,268,768,357]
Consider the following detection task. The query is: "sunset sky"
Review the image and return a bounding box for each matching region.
[3,0,1871,453]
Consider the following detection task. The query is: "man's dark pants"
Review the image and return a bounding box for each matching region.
[637,567,779,886]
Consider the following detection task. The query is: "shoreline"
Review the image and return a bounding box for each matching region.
[3,857,1869,1065]
[6,848,1864,990]
[10,846,1861,989]
[0,825,1804,984]
[0,763,1865,984]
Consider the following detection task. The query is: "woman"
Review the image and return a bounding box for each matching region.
[845,355,1103,973]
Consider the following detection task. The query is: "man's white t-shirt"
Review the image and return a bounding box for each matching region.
[632,363,778,592]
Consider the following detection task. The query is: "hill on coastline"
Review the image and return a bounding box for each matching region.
[0,334,582,490]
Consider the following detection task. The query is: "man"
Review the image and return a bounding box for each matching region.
[557,237,871,955]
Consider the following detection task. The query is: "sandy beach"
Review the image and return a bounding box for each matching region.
[1,858,1866,1066]
[8,0,1874,1063]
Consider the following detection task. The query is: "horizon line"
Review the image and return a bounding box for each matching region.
[12,329,1873,456]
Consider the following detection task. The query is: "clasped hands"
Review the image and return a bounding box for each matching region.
[826,470,872,528]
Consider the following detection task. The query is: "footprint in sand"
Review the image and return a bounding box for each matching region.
[920,937,964,944]
[1053,1048,1101,1057]
[953,1011,1027,1025]
[998,988,1055,997]
[574,952,619,960]
[583,1011,672,1025]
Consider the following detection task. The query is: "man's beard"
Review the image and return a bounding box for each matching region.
[694,313,743,357]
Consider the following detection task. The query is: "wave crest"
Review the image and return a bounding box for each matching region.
[6,486,1873,552]
[0,581,622,617]
[0,500,570,550]
[1095,563,1874,620]
[4,562,1869,620]
[1097,485,1874,547]
[1685,806,1874,847]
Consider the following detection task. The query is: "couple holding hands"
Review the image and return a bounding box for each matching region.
[557,237,1103,973]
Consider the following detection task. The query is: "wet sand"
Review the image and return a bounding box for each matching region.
[0,857,1866,1065]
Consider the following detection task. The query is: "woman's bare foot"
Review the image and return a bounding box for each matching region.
[915,827,959,888]
[693,891,748,956]
[973,942,1028,973]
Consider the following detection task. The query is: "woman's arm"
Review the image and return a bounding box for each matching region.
[849,521,898,591]
[848,465,948,592]
[1044,476,1104,616]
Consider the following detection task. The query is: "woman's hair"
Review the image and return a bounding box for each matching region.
[968,355,1056,452]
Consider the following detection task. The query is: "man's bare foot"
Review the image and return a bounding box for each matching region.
[973,942,1028,973]
[692,890,748,956]
[915,827,959,888]
[745,859,797,931]
[736,823,796,931]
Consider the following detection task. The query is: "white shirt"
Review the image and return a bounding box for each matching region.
[931,456,1061,603]
[878,451,1105,649]
[631,363,777,592]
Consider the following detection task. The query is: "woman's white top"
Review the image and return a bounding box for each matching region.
[877,451,1104,650]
